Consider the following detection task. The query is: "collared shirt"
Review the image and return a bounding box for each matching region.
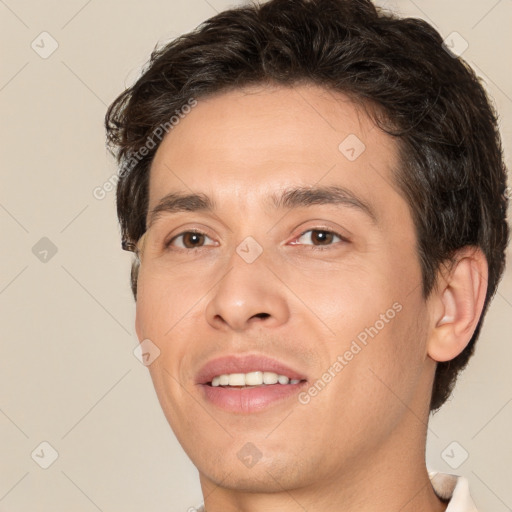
[429,471,479,511]
[193,471,478,511]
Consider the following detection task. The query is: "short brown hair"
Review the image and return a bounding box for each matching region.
[105,0,509,412]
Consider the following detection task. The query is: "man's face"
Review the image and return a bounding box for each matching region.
[135,84,435,492]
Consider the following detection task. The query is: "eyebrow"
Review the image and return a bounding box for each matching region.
[146,184,377,229]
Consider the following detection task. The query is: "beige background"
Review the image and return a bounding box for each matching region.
[1,0,511,510]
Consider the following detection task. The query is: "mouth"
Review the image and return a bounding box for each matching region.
[208,371,304,388]
[196,355,308,413]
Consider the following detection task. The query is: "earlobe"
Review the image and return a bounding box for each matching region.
[427,247,488,363]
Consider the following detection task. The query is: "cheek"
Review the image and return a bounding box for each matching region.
[282,256,396,342]
[302,253,427,421]
[135,265,190,339]
[135,266,203,379]
[134,270,201,437]
[343,292,429,425]
[306,303,427,459]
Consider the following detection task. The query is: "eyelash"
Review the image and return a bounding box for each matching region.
[164,227,348,252]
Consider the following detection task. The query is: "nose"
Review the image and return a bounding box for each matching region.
[204,249,290,333]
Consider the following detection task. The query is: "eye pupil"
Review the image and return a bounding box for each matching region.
[184,232,204,248]
[314,230,333,245]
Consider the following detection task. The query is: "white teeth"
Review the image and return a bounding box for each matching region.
[210,371,302,387]
[263,371,278,384]
[245,371,263,385]
[229,373,245,386]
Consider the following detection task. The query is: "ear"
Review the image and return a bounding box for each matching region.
[427,247,488,362]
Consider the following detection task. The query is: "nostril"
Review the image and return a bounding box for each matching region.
[253,313,270,319]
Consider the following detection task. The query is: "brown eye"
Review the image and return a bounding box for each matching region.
[292,228,346,248]
[166,231,215,250]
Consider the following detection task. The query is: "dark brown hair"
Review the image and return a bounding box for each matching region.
[105,0,509,412]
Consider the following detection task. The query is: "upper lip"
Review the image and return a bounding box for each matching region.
[196,354,308,384]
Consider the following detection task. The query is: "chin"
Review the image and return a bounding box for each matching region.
[197,450,311,493]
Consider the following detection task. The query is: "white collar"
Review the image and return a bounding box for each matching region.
[429,471,479,511]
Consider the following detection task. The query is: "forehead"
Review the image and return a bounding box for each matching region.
[147,83,402,220]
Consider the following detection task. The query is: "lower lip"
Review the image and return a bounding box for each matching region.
[199,382,307,414]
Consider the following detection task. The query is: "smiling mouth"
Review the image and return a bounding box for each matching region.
[196,354,309,412]
[207,370,306,387]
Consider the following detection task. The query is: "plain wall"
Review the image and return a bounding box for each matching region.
[1,0,511,510]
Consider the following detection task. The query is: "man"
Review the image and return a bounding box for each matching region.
[104,0,509,510]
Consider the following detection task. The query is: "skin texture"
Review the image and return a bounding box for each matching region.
[134,83,488,511]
